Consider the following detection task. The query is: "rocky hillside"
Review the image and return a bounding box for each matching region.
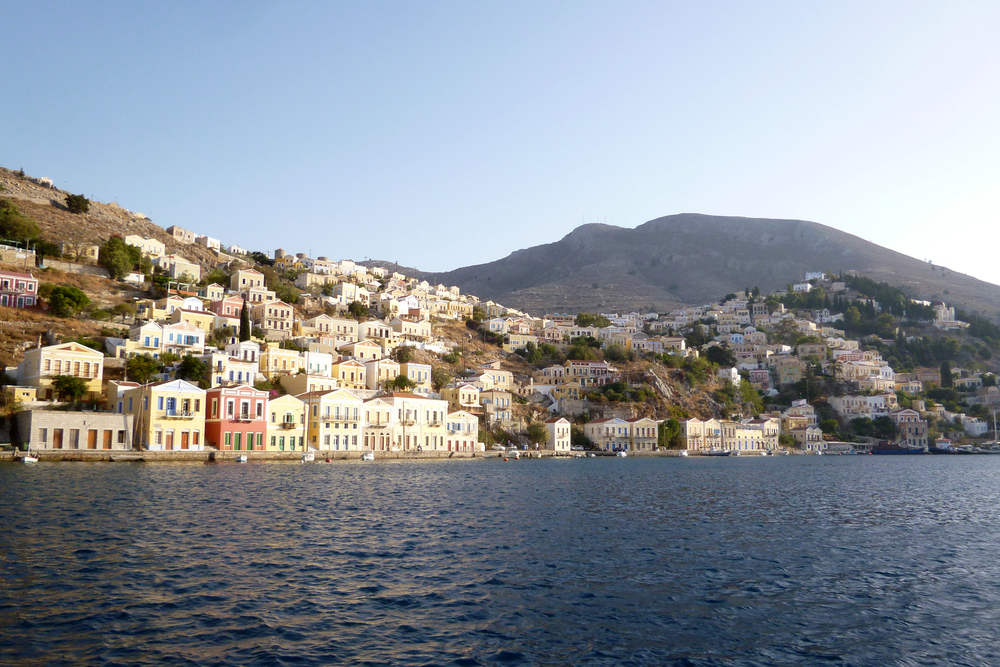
[411,214,1000,318]
[0,167,222,269]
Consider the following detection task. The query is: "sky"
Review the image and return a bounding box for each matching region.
[4,1,1000,284]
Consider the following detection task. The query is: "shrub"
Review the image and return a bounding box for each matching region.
[65,194,90,214]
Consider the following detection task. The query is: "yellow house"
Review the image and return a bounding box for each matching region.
[123,379,206,450]
[441,382,481,414]
[16,342,105,401]
[363,357,400,390]
[278,373,339,396]
[330,358,367,391]
[550,380,584,401]
[300,388,364,451]
[259,343,303,380]
[168,307,216,335]
[267,394,306,451]
[382,393,450,451]
[399,361,433,395]
[362,396,394,451]
[338,339,382,361]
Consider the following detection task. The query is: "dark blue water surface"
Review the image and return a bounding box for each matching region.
[3,456,1000,666]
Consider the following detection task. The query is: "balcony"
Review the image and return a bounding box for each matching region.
[365,422,388,429]
[280,421,297,430]
[163,410,194,419]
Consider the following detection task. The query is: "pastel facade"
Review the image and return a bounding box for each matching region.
[301,389,364,451]
[124,380,206,451]
[445,410,480,452]
[16,410,134,451]
[17,342,104,400]
[0,270,39,308]
[543,417,571,452]
[206,385,268,450]
[267,394,306,451]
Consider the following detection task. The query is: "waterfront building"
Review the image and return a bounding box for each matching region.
[16,341,104,401]
[267,394,306,451]
[15,410,133,451]
[205,384,268,451]
[124,380,206,451]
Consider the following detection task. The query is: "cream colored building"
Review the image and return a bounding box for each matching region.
[300,388,364,451]
[267,394,307,451]
[17,342,105,401]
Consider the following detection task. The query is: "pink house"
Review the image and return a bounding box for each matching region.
[209,295,247,319]
[205,385,268,450]
[0,270,39,308]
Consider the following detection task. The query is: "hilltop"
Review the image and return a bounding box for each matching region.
[405,214,1000,319]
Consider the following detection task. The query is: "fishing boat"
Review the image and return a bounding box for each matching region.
[301,450,315,463]
[705,449,731,457]
[616,451,627,458]
[235,454,248,463]
[361,451,375,461]
[22,452,38,463]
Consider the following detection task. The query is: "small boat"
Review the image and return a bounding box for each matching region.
[235,454,248,463]
[587,453,596,458]
[759,450,770,456]
[616,451,627,458]
[361,451,375,461]
[22,453,38,463]
[574,453,584,458]
[705,449,730,457]
[301,451,315,463]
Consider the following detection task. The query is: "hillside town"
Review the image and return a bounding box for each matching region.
[2,183,1000,458]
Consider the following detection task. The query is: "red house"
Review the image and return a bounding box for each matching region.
[205,384,268,450]
[0,270,39,308]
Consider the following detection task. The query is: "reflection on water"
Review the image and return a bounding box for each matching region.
[3,456,1000,665]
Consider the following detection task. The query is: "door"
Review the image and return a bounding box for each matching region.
[181,431,189,450]
[88,430,98,449]
[103,431,112,449]
[53,429,63,449]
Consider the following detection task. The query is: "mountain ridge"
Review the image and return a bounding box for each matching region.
[385,213,1000,318]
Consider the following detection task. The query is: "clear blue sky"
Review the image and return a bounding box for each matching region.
[5,2,1000,285]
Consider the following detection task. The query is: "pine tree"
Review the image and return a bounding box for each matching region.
[239,298,251,342]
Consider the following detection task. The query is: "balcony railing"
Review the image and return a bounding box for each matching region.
[280,421,297,429]
[365,422,388,429]
[163,410,194,418]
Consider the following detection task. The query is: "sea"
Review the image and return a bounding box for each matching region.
[3,455,1000,666]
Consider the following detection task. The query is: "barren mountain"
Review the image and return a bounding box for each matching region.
[409,214,1000,318]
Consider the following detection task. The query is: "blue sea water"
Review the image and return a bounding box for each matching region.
[3,455,1000,666]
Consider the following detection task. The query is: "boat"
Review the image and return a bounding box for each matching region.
[616,451,627,458]
[235,454,248,463]
[759,450,770,456]
[678,450,689,457]
[587,452,596,458]
[705,449,731,457]
[22,453,38,463]
[301,451,315,463]
[361,451,375,461]
[871,443,925,455]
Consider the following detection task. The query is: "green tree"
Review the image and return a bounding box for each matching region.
[872,416,896,440]
[575,312,611,328]
[112,302,137,322]
[526,421,549,448]
[738,381,764,416]
[431,366,451,392]
[65,193,90,214]
[603,343,633,363]
[388,375,417,391]
[819,418,839,435]
[52,374,88,402]
[239,298,251,341]
[940,361,953,388]
[0,199,41,243]
[274,283,300,304]
[127,355,162,383]
[658,418,681,449]
[98,237,139,279]
[348,300,369,319]
[176,355,208,386]
[393,345,414,364]
[703,345,736,367]
[48,286,91,317]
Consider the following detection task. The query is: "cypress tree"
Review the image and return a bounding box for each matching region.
[239,298,250,342]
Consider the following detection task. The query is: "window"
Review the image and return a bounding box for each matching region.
[117,430,126,444]
[39,428,47,443]
[157,396,164,410]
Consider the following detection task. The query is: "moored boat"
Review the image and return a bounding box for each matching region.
[235,454,248,463]
[361,451,375,461]
[301,450,315,463]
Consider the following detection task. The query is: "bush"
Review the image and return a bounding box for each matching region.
[65,194,90,214]
[49,286,90,317]
[0,199,41,243]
